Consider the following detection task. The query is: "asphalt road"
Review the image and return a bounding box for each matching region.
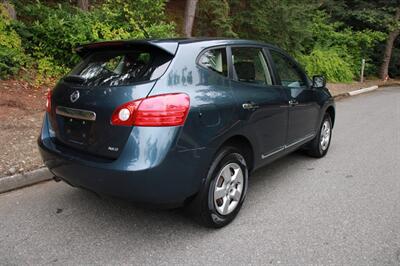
[1,87,399,265]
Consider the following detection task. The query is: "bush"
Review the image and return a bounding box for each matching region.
[298,48,354,83]
[15,0,175,81]
[300,11,385,82]
[195,3,384,83]
[100,0,175,39]
[0,5,27,79]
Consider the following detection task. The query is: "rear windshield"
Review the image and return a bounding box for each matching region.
[65,48,173,87]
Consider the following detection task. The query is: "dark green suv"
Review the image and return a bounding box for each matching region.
[38,38,335,227]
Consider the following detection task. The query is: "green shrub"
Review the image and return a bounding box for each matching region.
[301,11,385,82]
[15,0,175,81]
[21,3,95,71]
[34,55,69,85]
[0,5,27,79]
[100,0,175,39]
[298,48,354,83]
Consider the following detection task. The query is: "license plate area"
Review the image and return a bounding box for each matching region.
[63,117,93,145]
[56,106,96,145]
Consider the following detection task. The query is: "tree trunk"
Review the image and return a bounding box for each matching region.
[379,30,400,80]
[77,0,89,11]
[2,1,16,20]
[184,0,199,37]
[379,8,400,80]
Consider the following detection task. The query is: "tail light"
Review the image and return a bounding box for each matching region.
[46,90,52,113]
[111,93,190,127]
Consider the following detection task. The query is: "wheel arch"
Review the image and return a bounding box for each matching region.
[325,105,335,128]
[218,135,255,172]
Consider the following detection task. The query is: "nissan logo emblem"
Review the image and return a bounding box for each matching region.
[70,90,80,103]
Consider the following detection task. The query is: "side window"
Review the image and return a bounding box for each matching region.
[231,47,272,85]
[270,50,307,88]
[198,48,228,77]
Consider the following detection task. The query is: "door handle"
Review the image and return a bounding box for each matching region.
[242,102,259,110]
[288,99,298,106]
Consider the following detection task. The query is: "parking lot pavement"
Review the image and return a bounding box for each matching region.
[0,87,399,265]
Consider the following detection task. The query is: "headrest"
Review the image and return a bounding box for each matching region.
[234,61,255,81]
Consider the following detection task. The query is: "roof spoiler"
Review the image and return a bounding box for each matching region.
[75,40,179,57]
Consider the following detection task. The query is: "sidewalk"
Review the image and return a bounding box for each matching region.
[327,79,400,97]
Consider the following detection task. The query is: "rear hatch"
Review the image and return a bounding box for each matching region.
[48,42,176,159]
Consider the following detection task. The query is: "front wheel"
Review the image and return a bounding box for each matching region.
[187,146,248,228]
[307,114,332,158]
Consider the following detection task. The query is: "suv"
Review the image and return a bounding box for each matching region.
[38,38,335,228]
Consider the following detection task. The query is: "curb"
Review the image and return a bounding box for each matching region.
[0,168,53,194]
[348,85,379,96]
[333,85,380,99]
[333,92,350,99]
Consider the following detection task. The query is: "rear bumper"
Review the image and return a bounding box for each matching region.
[38,114,211,206]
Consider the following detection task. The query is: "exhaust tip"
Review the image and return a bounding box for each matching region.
[53,176,62,182]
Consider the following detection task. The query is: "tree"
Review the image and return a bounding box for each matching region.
[2,0,16,19]
[77,0,89,11]
[196,0,236,37]
[183,0,198,37]
[380,7,400,80]
[231,0,318,53]
[322,0,400,80]
[196,0,318,52]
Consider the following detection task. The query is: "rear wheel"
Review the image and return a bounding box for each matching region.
[187,146,248,228]
[307,114,332,158]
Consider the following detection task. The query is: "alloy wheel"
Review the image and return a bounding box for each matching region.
[213,163,244,215]
[320,120,331,151]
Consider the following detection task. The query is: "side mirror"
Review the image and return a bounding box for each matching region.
[312,75,326,89]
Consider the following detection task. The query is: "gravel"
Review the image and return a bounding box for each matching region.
[0,80,47,178]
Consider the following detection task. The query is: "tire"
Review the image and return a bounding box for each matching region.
[187,146,249,228]
[307,113,332,158]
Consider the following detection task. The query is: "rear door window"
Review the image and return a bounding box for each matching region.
[198,48,228,77]
[231,47,273,85]
[66,49,172,87]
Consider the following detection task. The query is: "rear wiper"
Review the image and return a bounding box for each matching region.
[63,75,87,84]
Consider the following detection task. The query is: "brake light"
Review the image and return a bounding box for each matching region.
[111,100,141,126]
[46,90,52,113]
[111,93,190,127]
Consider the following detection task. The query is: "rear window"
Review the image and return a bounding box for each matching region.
[66,48,172,87]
